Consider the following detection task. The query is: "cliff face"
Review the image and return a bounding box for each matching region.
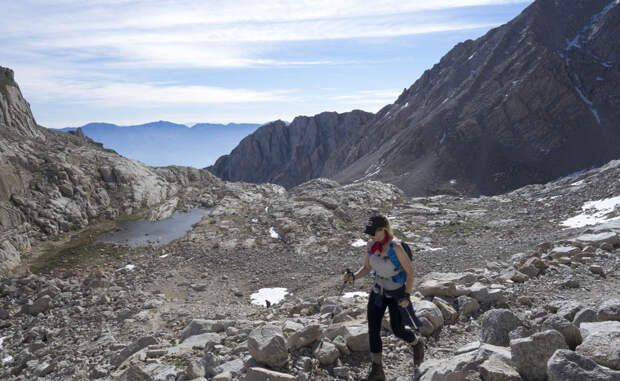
[0,66,224,275]
[208,0,620,196]
[208,110,374,188]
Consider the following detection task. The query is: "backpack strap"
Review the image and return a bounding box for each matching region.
[387,242,401,270]
[388,241,407,284]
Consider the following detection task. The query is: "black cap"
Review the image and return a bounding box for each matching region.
[364,215,387,235]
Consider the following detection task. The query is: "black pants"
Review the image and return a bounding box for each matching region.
[367,287,416,353]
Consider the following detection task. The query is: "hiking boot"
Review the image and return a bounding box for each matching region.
[363,362,386,381]
[412,337,425,368]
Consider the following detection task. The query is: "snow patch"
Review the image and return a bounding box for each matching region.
[449,179,457,185]
[343,291,368,299]
[269,227,280,239]
[561,195,620,228]
[440,132,446,145]
[0,336,7,349]
[159,254,168,258]
[596,76,604,81]
[400,102,409,109]
[351,239,366,247]
[123,264,136,271]
[574,86,601,124]
[2,356,12,365]
[250,288,288,306]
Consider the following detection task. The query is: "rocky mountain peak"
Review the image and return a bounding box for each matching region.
[0,66,46,141]
[210,0,620,197]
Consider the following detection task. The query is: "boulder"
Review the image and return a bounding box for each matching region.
[575,231,620,247]
[111,336,158,368]
[547,349,620,381]
[313,341,340,365]
[466,283,507,306]
[479,355,521,381]
[597,299,620,322]
[182,319,235,339]
[457,295,480,317]
[510,329,568,381]
[21,295,52,315]
[573,308,597,327]
[418,272,476,297]
[287,324,322,350]
[433,297,458,324]
[542,314,582,349]
[580,321,620,339]
[247,326,289,367]
[481,309,522,346]
[344,325,369,352]
[576,330,620,370]
[413,300,444,335]
[417,350,479,381]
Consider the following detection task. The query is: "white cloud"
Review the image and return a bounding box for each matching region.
[2,0,529,69]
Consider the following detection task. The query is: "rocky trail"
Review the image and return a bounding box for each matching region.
[1,159,618,380]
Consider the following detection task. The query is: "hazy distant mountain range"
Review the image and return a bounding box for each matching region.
[58,121,262,168]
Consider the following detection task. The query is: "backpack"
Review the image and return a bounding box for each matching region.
[386,241,413,284]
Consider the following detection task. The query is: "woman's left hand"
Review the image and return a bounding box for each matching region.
[398,297,410,308]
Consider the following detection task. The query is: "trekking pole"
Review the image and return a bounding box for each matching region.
[328,268,353,325]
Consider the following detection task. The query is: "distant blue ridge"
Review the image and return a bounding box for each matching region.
[54,121,263,168]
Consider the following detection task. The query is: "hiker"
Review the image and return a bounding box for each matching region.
[344,214,424,381]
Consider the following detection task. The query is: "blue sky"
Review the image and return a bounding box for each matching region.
[2,0,533,128]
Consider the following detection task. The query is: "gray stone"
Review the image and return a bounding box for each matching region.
[112,336,158,368]
[213,358,244,377]
[182,319,235,338]
[542,314,582,349]
[119,365,152,381]
[213,372,232,381]
[552,301,584,321]
[344,325,369,352]
[457,295,480,317]
[433,297,458,324]
[580,321,620,339]
[467,283,507,306]
[575,231,620,247]
[510,329,568,381]
[418,350,479,381]
[248,325,288,367]
[547,349,620,381]
[313,340,340,365]
[287,324,322,350]
[22,295,52,315]
[245,367,298,381]
[413,300,444,334]
[481,309,522,346]
[576,330,620,370]
[418,272,476,298]
[573,308,597,327]
[598,299,620,322]
[479,355,521,381]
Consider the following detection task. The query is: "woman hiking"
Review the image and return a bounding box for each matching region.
[344,214,424,381]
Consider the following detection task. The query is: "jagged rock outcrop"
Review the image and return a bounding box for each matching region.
[0,66,225,275]
[209,0,620,196]
[208,110,374,188]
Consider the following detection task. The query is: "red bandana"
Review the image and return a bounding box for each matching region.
[370,235,391,254]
